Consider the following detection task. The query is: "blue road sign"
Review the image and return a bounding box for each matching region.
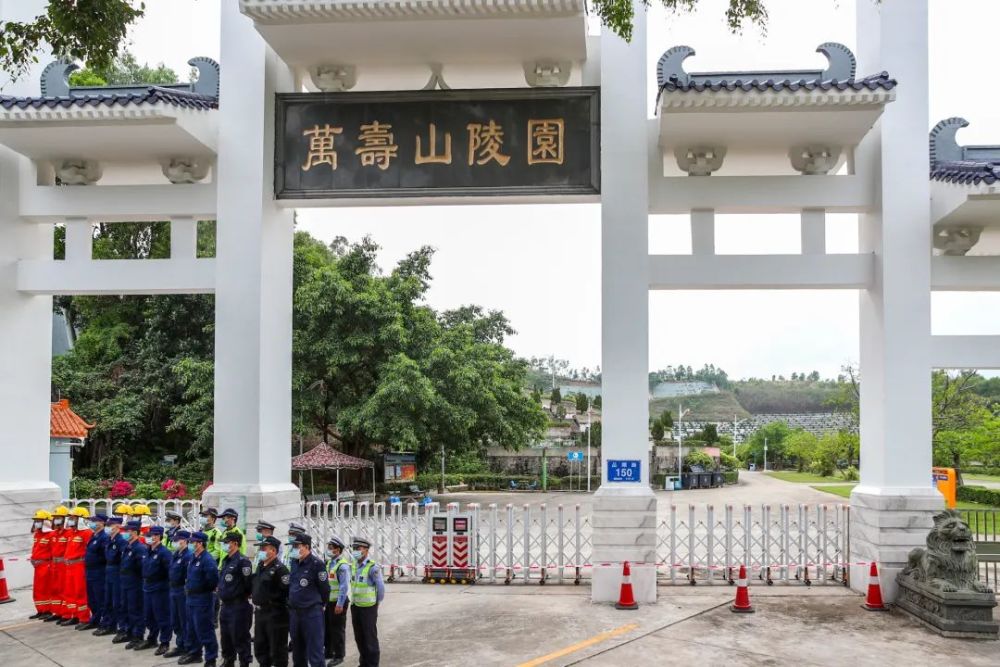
[607,459,641,482]
[567,451,584,461]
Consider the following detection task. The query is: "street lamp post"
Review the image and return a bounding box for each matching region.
[763,437,768,472]
[677,403,691,482]
[732,414,748,459]
[586,405,592,493]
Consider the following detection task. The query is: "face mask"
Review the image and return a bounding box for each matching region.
[87,521,98,531]
[199,517,208,528]
[256,551,266,562]
[255,533,263,541]
[41,523,53,533]
[121,532,132,541]
[66,519,78,529]
[352,550,363,561]
[53,519,64,529]
[188,544,196,554]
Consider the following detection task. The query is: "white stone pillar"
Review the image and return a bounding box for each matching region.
[851,0,940,601]
[691,209,716,255]
[591,2,657,603]
[203,1,300,531]
[800,208,826,255]
[64,217,92,261]
[170,216,198,259]
[0,0,61,588]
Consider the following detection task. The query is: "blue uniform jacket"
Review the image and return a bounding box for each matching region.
[121,539,148,582]
[105,533,127,570]
[288,553,330,610]
[168,547,192,591]
[142,543,171,593]
[218,552,253,603]
[185,549,219,606]
[85,529,109,571]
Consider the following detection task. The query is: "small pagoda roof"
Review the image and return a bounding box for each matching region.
[291,442,374,471]
[50,399,94,440]
[929,118,1000,246]
[930,118,1000,186]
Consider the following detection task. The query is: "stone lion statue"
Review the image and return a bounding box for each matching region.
[901,509,992,594]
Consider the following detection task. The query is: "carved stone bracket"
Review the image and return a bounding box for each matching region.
[161,158,212,184]
[422,64,451,91]
[789,145,842,175]
[523,60,571,87]
[309,64,357,92]
[55,159,102,185]
[934,226,983,256]
[675,146,726,176]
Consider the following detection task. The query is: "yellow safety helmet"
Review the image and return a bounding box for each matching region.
[33,509,52,520]
[53,506,70,516]
[133,504,151,516]
[70,507,90,519]
[115,504,134,516]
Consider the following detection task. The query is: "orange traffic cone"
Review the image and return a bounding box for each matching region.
[863,562,887,611]
[0,558,14,605]
[731,564,754,613]
[615,561,639,610]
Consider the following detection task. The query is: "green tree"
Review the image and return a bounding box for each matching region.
[593,395,602,410]
[575,392,589,413]
[69,50,178,87]
[738,420,792,467]
[549,387,562,407]
[650,419,665,443]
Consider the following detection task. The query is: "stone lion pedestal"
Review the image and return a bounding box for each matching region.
[895,510,998,639]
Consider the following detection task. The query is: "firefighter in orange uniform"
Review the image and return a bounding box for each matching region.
[29,509,54,620]
[59,507,93,625]
[45,506,70,623]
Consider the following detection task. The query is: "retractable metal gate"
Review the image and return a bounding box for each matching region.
[301,500,848,586]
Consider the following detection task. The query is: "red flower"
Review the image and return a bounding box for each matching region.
[110,480,134,499]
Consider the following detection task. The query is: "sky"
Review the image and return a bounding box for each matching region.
[123,0,1000,380]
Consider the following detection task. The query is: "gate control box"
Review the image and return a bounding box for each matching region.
[424,511,477,584]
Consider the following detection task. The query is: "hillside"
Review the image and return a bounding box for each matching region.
[650,391,749,422]
[732,380,842,414]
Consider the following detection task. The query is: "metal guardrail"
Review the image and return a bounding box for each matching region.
[963,508,1000,589]
[301,500,849,586]
[65,498,202,531]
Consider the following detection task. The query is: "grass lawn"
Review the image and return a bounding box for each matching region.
[810,484,856,499]
[767,471,846,484]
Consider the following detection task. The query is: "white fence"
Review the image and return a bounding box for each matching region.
[302,500,849,586]
[65,498,203,531]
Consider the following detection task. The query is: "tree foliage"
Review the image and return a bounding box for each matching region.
[592,0,768,42]
[68,50,178,87]
[0,0,145,81]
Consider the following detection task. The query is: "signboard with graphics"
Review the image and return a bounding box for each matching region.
[384,452,417,482]
[607,459,641,483]
[275,88,600,199]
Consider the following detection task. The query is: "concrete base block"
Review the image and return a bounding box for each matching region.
[849,488,943,601]
[895,575,999,639]
[0,481,62,589]
[592,562,657,604]
[202,483,302,541]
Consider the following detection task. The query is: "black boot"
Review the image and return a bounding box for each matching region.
[75,621,95,631]
[93,626,115,636]
[222,660,235,667]
[328,658,345,667]
[204,660,216,667]
[155,643,169,656]
[135,638,158,651]
[111,632,130,644]
[36,612,53,621]
[29,611,44,619]
[177,655,203,665]
[44,614,62,623]
[164,646,185,658]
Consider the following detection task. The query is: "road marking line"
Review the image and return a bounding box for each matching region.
[516,623,639,667]
[0,620,39,632]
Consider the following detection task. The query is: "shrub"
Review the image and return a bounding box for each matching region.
[71,478,103,499]
[161,479,188,500]
[957,485,1000,506]
[133,482,165,500]
[110,480,135,499]
[724,470,739,485]
[720,452,739,471]
[840,466,859,482]
[684,450,715,471]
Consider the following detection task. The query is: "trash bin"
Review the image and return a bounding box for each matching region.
[665,475,679,491]
[698,472,713,488]
[674,477,682,491]
[712,472,725,488]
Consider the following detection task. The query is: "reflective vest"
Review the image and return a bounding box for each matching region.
[351,560,377,608]
[328,554,351,602]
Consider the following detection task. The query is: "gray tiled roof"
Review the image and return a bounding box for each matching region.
[0,86,217,111]
[930,118,1000,186]
[0,57,218,112]
[657,42,897,94]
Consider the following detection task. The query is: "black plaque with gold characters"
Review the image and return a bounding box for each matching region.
[275,88,599,199]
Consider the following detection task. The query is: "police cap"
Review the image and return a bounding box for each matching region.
[255,520,275,532]
[93,514,108,523]
[107,517,123,526]
[125,520,141,531]
[291,533,312,547]
[222,531,243,546]
[199,507,219,518]
[327,536,345,550]
[259,536,281,550]
[175,530,192,541]
[165,510,182,521]
[149,526,165,536]
[351,536,372,549]
[190,531,208,543]
[219,508,239,519]
[288,522,306,535]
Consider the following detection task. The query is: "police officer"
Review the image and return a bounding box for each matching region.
[200,507,224,628]
[324,537,351,667]
[219,508,247,556]
[165,529,193,658]
[119,519,148,649]
[78,513,108,632]
[252,536,290,667]
[282,523,306,569]
[219,532,254,667]
[180,531,220,667]
[139,526,172,654]
[288,534,330,667]
[97,516,127,639]
[164,510,183,551]
[254,521,278,571]
[349,537,384,667]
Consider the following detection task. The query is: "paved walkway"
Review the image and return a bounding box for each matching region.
[1,583,996,666]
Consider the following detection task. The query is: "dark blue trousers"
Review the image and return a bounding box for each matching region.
[220,600,253,665]
[290,605,325,667]
[186,602,219,661]
[103,568,122,630]
[121,579,144,638]
[169,589,189,652]
[85,568,105,627]
[143,588,172,645]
